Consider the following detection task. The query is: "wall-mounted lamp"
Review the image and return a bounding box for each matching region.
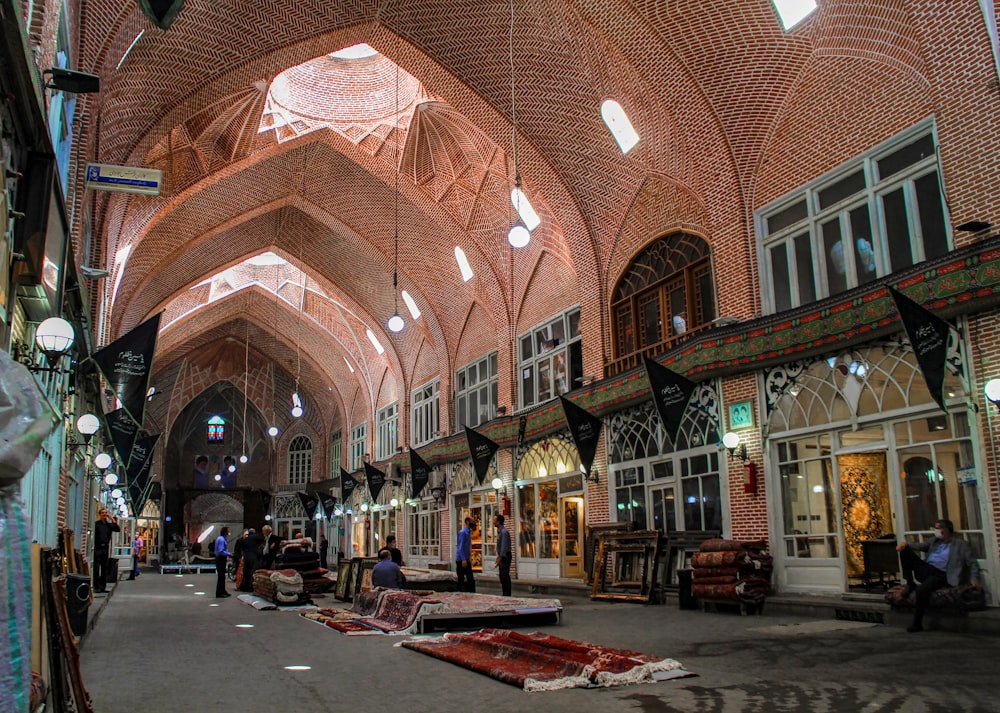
[580,463,599,484]
[722,431,746,461]
[491,476,506,497]
[429,472,448,506]
[496,406,508,416]
[68,413,100,449]
[44,68,101,94]
[723,431,757,494]
[984,379,1000,412]
[15,317,76,373]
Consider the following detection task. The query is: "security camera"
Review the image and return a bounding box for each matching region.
[80,266,109,279]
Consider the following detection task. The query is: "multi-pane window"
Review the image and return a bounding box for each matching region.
[376,402,398,461]
[329,430,342,477]
[411,380,440,447]
[611,234,715,365]
[288,435,312,485]
[350,422,367,471]
[759,121,949,313]
[207,416,225,443]
[406,501,440,559]
[777,434,838,559]
[456,352,498,430]
[518,308,583,409]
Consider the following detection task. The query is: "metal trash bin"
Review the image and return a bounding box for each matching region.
[677,568,697,610]
[65,573,92,636]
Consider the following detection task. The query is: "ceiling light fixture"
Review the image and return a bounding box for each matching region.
[506,0,530,249]
[387,49,405,334]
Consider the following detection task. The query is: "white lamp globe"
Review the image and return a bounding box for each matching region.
[985,378,1000,404]
[76,413,100,437]
[387,312,405,333]
[361,502,369,512]
[35,317,75,354]
[94,453,113,471]
[722,432,740,450]
[110,488,122,499]
[491,476,503,490]
[507,224,530,248]
[390,498,399,508]
[104,472,118,486]
[268,425,279,437]
[239,454,248,464]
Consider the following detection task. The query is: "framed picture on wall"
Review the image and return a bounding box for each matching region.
[728,400,754,430]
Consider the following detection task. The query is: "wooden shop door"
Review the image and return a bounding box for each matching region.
[560,496,584,579]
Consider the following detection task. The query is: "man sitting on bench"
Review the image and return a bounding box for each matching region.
[896,519,981,633]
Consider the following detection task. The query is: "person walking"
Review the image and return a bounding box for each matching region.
[494,514,512,596]
[214,527,232,598]
[128,531,144,580]
[92,508,121,593]
[455,517,476,592]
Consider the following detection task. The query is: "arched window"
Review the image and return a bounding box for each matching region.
[288,435,313,485]
[207,415,225,443]
[611,233,715,371]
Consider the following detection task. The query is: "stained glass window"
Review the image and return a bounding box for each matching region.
[207,415,225,443]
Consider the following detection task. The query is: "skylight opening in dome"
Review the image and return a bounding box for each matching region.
[401,290,421,319]
[455,247,474,282]
[330,44,379,60]
[246,251,287,267]
[772,0,817,30]
[600,100,640,154]
[510,188,541,231]
[366,328,385,354]
[344,357,355,373]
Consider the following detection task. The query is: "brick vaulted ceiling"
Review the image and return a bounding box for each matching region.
[74,0,941,437]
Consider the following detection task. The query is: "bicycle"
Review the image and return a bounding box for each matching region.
[226,557,237,582]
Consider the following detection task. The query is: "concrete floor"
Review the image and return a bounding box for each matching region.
[78,570,1000,713]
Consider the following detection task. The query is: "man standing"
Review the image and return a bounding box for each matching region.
[128,530,144,580]
[371,548,407,589]
[494,514,512,596]
[214,527,232,598]
[261,525,279,569]
[238,528,263,592]
[896,518,981,632]
[455,517,476,592]
[93,508,120,593]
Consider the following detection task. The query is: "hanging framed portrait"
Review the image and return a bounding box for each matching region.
[728,400,754,430]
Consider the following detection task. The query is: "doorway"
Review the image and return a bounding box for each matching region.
[837,452,894,585]
[560,496,584,578]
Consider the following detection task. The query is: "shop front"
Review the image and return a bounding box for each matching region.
[765,340,995,599]
[450,462,500,574]
[514,437,586,580]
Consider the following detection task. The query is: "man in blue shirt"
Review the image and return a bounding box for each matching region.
[493,514,512,596]
[372,548,406,589]
[214,527,232,598]
[896,518,982,632]
[455,517,476,592]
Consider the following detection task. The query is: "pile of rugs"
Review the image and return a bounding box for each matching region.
[690,538,772,604]
[301,589,562,635]
[252,569,312,606]
[400,629,692,691]
[273,545,335,596]
[884,582,987,612]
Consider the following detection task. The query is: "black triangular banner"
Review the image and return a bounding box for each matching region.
[643,356,697,445]
[125,434,158,516]
[889,287,953,413]
[559,396,603,478]
[409,448,431,499]
[319,493,337,521]
[104,407,139,468]
[90,313,161,426]
[341,468,358,503]
[297,491,318,520]
[364,462,387,502]
[137,0,186,30]
[465,426,499,486]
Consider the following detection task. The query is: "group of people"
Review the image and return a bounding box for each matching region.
[213,525,281,598]
[455,514,512,596]
[371,535,406,589]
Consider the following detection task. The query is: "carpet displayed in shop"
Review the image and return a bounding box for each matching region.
[302,590,562,635]
[237,593,317,611]
[400,629,692,692]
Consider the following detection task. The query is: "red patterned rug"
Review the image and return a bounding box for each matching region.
[401,629,691,691]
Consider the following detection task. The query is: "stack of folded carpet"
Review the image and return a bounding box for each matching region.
[690,538,772,603]
[299,568,336,595]
[252,568,312,606]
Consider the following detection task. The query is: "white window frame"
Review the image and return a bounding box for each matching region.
[517,307,582,410]
[411,380,440,447]
[288,435,313,486]
[329,430,342,478]
[375,402,399,461]
[406,500,440,560]
[350,422,367,472]
[455,352,498,431]
[757,119,950,314]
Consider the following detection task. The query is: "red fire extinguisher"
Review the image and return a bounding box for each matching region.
[743,461,758,495]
